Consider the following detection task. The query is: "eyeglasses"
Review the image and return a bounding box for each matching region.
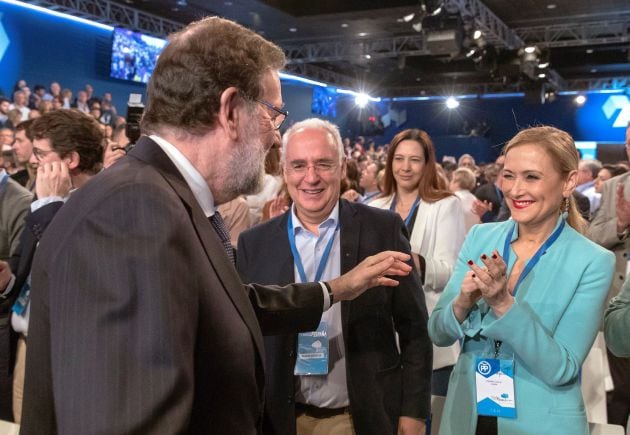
[32,147,58,160]
[286,161,337,175]
[255,98,288,130]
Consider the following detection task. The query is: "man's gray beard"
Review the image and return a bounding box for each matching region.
[222,120,266,199]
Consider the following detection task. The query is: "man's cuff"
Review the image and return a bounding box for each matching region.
[0,274,16,298]
[31,196,64,213]
[319,281,333,311]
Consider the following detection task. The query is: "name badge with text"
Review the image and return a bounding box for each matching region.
[475,357,516,419]
[294,321,329,376]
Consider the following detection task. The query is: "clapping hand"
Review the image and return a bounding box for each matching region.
[466,250,513,317]
[472,199,493,217]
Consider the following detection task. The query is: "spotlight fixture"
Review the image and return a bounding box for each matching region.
[446,97,459,109]
[473,30,482,40]
[355,93,369,108]
[575,95,587,106]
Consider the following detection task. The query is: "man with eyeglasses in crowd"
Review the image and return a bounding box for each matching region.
[0,109,104,424]
[19,17,412,434]
[237,118,431,435]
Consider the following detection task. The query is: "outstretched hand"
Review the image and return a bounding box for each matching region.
[328,251,412,302]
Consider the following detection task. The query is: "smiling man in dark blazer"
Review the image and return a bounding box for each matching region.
[237,118,432,435]
[19,18,412,435]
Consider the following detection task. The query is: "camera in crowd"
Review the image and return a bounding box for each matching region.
[117,93,143,154]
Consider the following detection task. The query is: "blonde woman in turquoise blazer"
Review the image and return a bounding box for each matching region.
[429,126,615,435]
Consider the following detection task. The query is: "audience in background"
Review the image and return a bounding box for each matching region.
[449,167,480,234]
[473,162,503,223]
[594,163,628,194]
[0,98,12,129]
[577,158,603,216]
[10,121,35,190]
[9,91,29,122]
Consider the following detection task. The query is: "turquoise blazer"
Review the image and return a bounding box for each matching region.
[428,217,614,435]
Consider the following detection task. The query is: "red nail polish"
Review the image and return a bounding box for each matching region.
[481,254,487,260]
[492,253,498,259]
[467,260,474,265]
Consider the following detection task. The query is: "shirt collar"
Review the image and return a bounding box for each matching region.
[150,134,216,217]
[290,201,340,235]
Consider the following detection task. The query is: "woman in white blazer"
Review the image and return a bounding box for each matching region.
[371,128,466,395]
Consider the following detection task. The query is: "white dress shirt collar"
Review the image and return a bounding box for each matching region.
[290,201,340,235]
[150,134,216,217]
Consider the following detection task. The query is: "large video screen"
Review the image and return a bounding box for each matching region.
[110,28,167,84]
[311,86,337,118]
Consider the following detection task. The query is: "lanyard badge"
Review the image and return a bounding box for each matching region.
[295,320,329,375]
[288,213,339,376]
[475,356,516,418]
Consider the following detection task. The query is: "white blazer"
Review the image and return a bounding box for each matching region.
[371,194,466,369]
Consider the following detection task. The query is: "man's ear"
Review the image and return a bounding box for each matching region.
[65,151,81,171]
[218,87,243,141]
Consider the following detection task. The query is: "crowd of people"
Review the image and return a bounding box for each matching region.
[0,15,629,435]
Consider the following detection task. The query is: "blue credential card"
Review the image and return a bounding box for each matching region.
[475,357,516,419]
[294,321,329,376]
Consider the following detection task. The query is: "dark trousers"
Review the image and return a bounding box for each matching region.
[607,349,630,428]
[475,416,498,435]
[431,365,453,396]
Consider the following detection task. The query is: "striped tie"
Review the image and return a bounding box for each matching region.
[209,211,235,264]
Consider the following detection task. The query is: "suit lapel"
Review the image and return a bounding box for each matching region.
[128,137,265,360]
[339,200,360,327]
[275,212,298,285]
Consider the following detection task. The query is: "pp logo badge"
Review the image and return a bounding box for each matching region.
[478,360,492,376]
[602,95,630,128]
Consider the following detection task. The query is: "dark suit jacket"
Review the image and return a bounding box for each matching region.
[0,201,62,421]
[237,200,432,435]
[473,182,502,223]
[20,137,324,434]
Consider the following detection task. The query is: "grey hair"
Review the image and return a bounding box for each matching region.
[580,159,602,179]
[458,153,476,166]
[281,118,344,165]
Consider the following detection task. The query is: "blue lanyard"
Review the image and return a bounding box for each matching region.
[502,218,565,296]
[287,212,339,283]
[390,196,420,227]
